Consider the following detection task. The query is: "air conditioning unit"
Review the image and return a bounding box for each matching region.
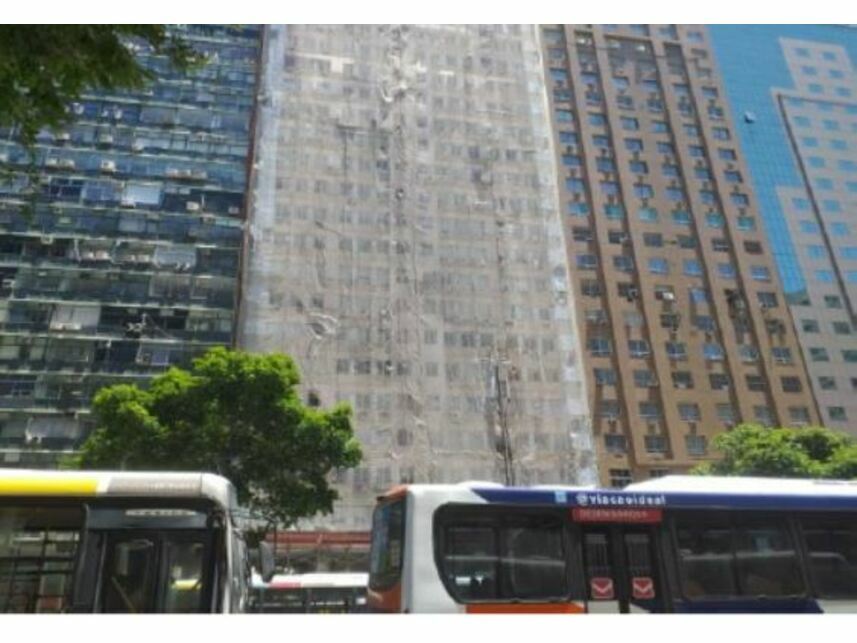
[228,206,240,215]
[166,168,181,178]
[186,202,201,212]
[120,198,136,208]
[191,170,208,180]
[45,158,59,168]
[97,134,114,145]
[72,103,84,115]
[55,132,71,143]
[100,160,117,173]
[131,141,145,152]
[659,291,676,302]
[58,159,75,169]
[113,109,123,120]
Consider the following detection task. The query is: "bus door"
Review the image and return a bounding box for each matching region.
[574,509,666,613]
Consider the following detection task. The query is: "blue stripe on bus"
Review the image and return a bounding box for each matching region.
[471,487,857,512]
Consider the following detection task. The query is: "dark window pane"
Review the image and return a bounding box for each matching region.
[802,518,857,598]
[675,516,737,598]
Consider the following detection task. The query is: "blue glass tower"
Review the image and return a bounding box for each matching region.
[711,25,857,429]
[0,26,261,465]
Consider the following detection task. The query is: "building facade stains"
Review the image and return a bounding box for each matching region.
[0,26,261,466]
[240,25,596,529]
[540,25,818,486]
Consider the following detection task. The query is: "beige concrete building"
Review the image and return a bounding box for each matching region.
[539,25,819,486]
[239,25,596,529]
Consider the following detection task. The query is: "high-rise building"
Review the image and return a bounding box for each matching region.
[239,25,596,529]
[539,25,819,486]
[710,25,857,432]
[0,26,261,466]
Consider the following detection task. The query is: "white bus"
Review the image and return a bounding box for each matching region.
[368,478,857,613]
[0,469,274,613]
[251,572,368,613]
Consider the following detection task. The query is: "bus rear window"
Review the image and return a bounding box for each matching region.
[369,499,404,590]
[434,506,569,603]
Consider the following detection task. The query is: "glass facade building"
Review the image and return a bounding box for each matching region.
[0,26,261,466]
[710,26,857,430]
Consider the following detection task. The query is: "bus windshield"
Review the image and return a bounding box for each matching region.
[0,500,221,613]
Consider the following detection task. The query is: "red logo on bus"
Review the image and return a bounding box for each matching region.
[590,577,614,600]
[631,576,655,600]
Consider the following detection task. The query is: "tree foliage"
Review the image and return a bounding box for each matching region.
[69,347,362,527]
[0,25,200,146]
[693,423,857,479]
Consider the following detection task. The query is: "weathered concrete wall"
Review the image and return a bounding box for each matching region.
[239,25,595,529]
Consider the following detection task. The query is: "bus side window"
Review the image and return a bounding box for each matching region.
[800,516,857,599]
[675,513,805,600]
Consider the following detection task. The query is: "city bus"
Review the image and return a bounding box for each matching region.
[0,468,274,613]
[367,476,857,613]
[251,572,368,613]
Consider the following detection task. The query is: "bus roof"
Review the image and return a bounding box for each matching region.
[0,469,236,508]
[395,476,857,512]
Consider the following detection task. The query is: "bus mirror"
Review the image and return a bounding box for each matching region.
[258,541,276,583]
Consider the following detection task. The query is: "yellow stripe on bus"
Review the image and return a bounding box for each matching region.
[0,478,99,496]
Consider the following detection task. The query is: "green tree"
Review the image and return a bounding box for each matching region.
[69,347,362,527]
[693,423,857,479]
[0,25,200,146]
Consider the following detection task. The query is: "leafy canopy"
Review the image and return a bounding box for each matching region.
[0,25,200,146]
[70,347,362,527]
[693,423,857,479]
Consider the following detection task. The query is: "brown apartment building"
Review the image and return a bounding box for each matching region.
[539,25,820,486]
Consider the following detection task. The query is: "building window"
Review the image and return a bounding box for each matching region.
[639,402,661,421]
[649,257,669,274]
[757,292,779,308]
[643,232,663,247]
[588,337,612,357]
[628,340,650,358]
[745,375,765,392]
[625,138,643,152]
[709,373,730,391]
[789,407,811,425]
[824,295,843,309]
[781,377,803,393]
[630,160,649,174]
[594,368,617,386]
[679,403,701,422]
[576,254,598,269]
[645,435,668,454]
[717,404,736,425]
[609,469,633,488]
[685,434,707,456]
[703,343,725,361]
[672,210,692,226]
[843,350,857,364]
[604,434,627,454]
[621,117,640,131]
[772,347,793,365]
[683,259,703,277]
[809,347,830,362]
[750,265,770,281]
[737,216,756,231]
[639,207,659,222]
[833,322,853,336]
[818,376,837,391]
[666,342,687,361]
[829,407,848,422]
[634,369,658,388]
[754,406,774,426]
[672,371,694,389]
